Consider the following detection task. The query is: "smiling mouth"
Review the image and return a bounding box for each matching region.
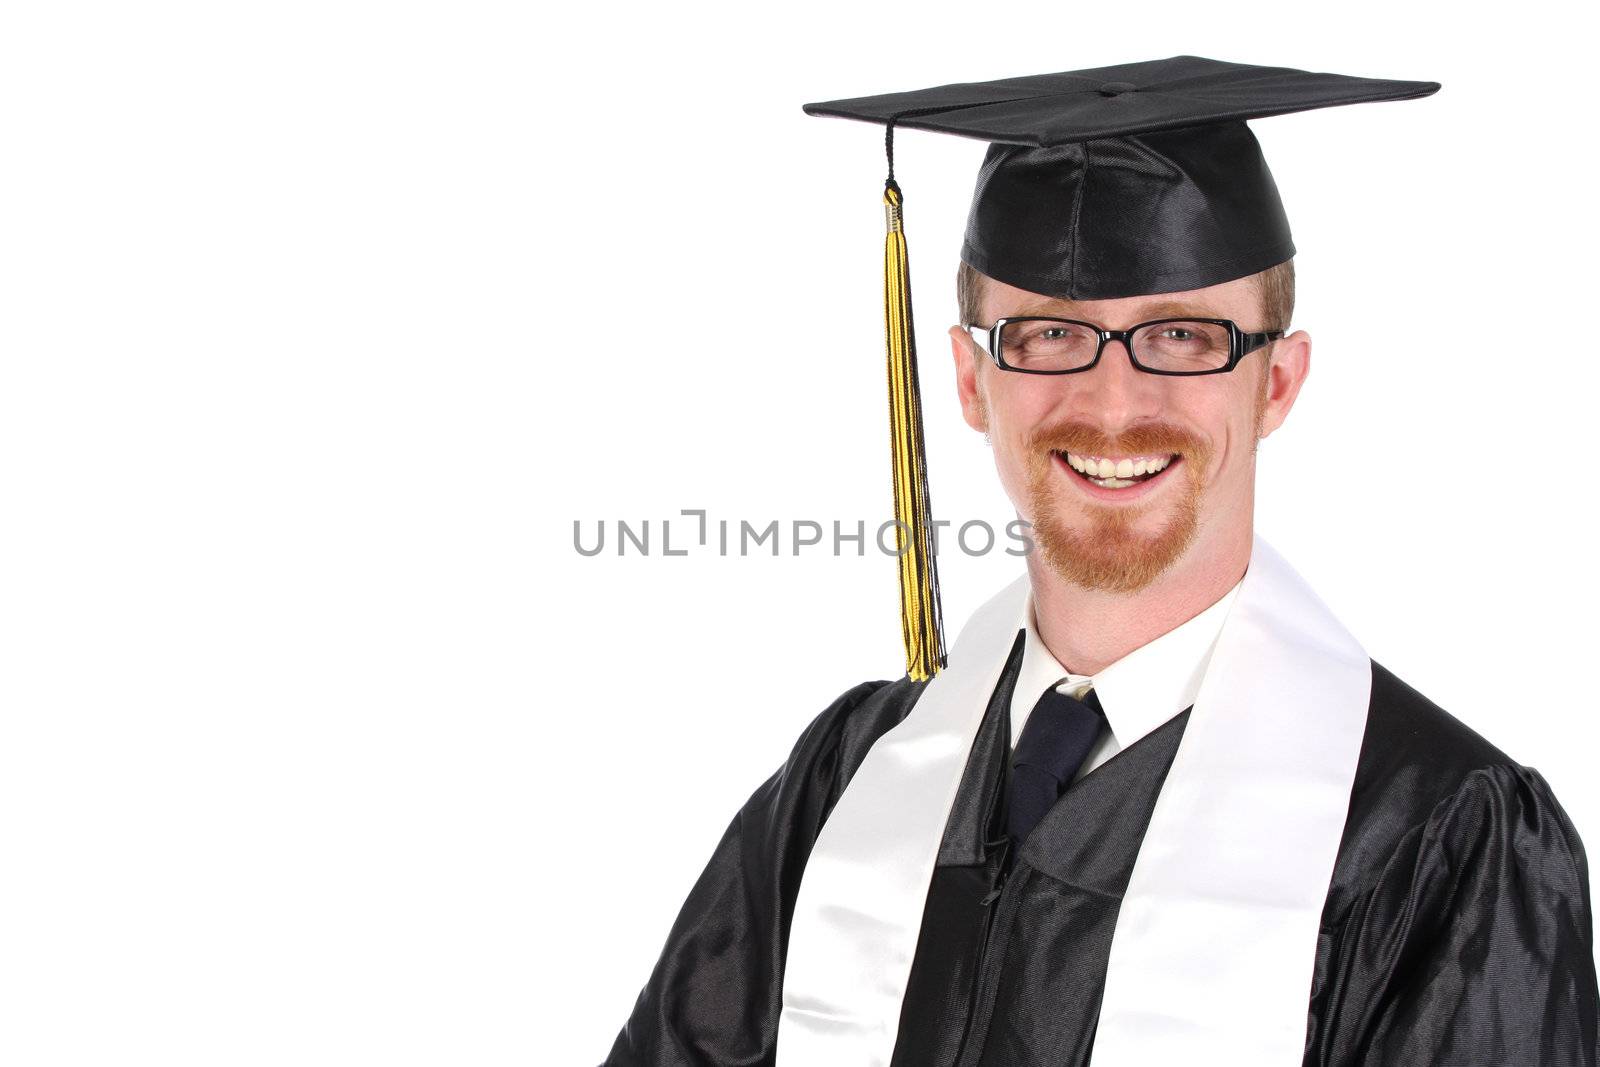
[1056,450,1180,490]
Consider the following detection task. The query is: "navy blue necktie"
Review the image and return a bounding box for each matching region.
[1006,685,1106,848]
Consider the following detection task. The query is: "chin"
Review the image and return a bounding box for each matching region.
[1011,417,1216,592]
[1029,494,1202,594]
[1017,451,1203,598]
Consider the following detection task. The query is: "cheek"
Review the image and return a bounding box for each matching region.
[985,397,1038,465]
[983,380,1053,437]
[1209,399,1264,478]
[980,394,1046,500]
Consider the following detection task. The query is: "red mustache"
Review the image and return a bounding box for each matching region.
[1026,420,1210,462]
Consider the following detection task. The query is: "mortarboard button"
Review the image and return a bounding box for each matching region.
[1097,82,1137,96]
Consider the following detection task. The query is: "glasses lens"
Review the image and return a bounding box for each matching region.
[999,319,1099,371]
[1131,320,1232,372]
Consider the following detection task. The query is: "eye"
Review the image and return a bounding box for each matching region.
[1158,326,1196,342]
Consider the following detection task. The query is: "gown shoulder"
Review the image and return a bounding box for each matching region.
[603,674,926,1067]
[746,674,929,830]
[1307,662,1599,1065]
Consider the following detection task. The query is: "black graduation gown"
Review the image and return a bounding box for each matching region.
[604,656,1600,1066]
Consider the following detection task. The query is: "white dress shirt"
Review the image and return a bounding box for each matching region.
[1009,579,1243,781]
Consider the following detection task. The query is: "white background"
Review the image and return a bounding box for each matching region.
[1,2,1595,1063]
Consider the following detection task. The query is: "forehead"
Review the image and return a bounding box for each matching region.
[983,273,1261,325]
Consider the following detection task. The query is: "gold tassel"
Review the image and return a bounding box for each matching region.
[883,179,946,680]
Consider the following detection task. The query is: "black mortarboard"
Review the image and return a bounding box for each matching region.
[803,57,1439,678]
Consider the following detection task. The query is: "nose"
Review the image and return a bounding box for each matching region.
[1067,336,1162,429]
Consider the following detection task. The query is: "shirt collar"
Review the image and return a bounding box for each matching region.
[1010,578,1244,750]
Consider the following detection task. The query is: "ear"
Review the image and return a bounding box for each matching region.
[949,324,988,433]
[1257,329,1311,439]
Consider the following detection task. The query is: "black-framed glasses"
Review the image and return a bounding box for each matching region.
[965,317,1283,376]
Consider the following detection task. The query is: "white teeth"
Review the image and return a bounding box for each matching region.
[1061,450,1176,487]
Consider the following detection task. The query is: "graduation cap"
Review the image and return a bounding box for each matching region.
[804,56,1439,680]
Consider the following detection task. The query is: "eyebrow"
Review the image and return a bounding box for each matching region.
[1008,298,1226,322]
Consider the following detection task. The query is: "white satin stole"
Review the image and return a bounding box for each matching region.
[777,537,1371,1067]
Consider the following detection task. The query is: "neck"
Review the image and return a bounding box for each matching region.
[1027,525,1252,676]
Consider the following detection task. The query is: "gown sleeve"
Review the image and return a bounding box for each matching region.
[602,679,902,1067]
[1313,764,1600,1066]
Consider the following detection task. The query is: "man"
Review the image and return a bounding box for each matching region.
[605,58,1599,1066]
